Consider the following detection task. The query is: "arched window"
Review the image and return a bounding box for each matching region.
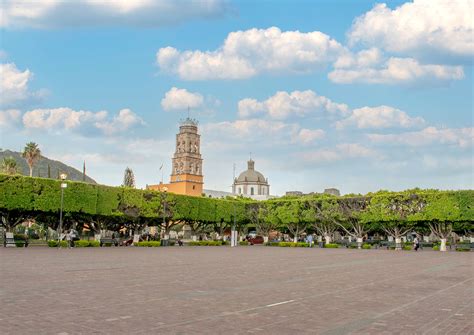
[174,164,178,174]
[196,164,200,174]
[250,187,254,195]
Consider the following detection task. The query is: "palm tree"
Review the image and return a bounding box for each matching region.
[1,156,20,175]
[22,142,41,177]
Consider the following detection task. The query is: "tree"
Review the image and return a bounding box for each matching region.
[337,198,370,249]
[22,142,41,177]
[122,167,135,188]
[368,194,424,250]
[1,157,20,175]
[311,199,339,244]
[250,203,279,243]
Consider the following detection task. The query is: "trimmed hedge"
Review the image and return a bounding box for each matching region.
[362,243,372,249]
[278,242,309,247]
[239,241,249,246]
[47,240,68,247]
[188,241,224,246]
[324,243,340,248]
[134,241,161,247]
[74,240,99,247]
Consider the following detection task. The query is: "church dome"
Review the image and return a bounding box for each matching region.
[236,160,267,183]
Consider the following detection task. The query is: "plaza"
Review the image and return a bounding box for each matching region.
[0,247,472,334]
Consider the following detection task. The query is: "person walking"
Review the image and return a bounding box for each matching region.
[307,234,313,248]
[66,229,72,248]
[413,236,420,251]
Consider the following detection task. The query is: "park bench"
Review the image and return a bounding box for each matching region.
[100,237,119,247]
[455,243,474,252]
[4,232,16,247]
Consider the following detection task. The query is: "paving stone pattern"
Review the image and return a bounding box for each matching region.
[0,247,472,334]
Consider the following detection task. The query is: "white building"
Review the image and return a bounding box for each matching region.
[232,159,270,200]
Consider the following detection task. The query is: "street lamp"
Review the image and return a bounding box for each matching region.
[161,187,168,246]
[58,173,67,248]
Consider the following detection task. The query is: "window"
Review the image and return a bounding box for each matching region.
[251,187,254,195]
[193,185,196,190]
[238,187,241,194]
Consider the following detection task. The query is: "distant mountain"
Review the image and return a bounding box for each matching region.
[0,149,96,183]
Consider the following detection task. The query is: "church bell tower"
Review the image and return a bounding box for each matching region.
[169,117,203,196]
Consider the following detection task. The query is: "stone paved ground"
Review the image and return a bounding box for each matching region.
[0,246,472,335]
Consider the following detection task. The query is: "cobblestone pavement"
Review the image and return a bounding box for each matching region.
[0,246,472,335]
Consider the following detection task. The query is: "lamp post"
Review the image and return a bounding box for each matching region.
[58,173,67,248]
[161,187,168,246]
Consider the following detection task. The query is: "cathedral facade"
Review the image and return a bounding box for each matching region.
[148,118,203,196]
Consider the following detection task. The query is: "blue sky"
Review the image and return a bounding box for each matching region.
[0,0,472,195]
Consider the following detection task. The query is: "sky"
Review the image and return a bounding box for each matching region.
[0,0,472,195]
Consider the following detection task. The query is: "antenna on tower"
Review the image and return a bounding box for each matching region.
[187,106,190,119]
[249,152,252,160]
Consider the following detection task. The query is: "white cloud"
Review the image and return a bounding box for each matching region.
[0,63,45,106]
[156,27,344,80]
[238,90,349,120]
[329,56,464,84]
[293,128,325,144]
[301,143,376,163]
[336,105,425,129]
[22,107,143,136]
[161,87,204,112]
[348,0,474,58]
[368,127,474,148]
[0,109,21,127]
[95,108,144,136]
[0,0,228,28]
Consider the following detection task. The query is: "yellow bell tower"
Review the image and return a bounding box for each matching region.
[148,118,203,196]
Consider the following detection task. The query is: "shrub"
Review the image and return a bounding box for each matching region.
[75,240,91,247]
[432,246,440,251]
[264,242,280,247]
[362,244,371,249]
[239,241,249,246]
[324,243,339,248]
[14,233,27,241]
[403,245,412,251]
[277,242,309,247]
[188,241,223,246]
[134,241,161,247]
[89,241,100,247]
[47,240,68,247]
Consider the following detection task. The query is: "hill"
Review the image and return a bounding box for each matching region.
[0,149,96,183]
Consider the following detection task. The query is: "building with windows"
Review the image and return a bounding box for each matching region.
[147,118,203,196]
[232,159,270,200]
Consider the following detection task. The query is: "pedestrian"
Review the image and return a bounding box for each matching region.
[306,234,313,248]
[413,236,420,251]
[66,229,72,248]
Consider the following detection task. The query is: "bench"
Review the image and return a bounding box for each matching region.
[100,237,119,247]
[455,243,474,252]
[3,233,28,247]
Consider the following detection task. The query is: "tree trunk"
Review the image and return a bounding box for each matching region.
[293,236,298,243]
[263,236,269,243]
[395,238,402,251]
[29,165,33,177]
[324,235,331,244]
[440,238,447,252]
